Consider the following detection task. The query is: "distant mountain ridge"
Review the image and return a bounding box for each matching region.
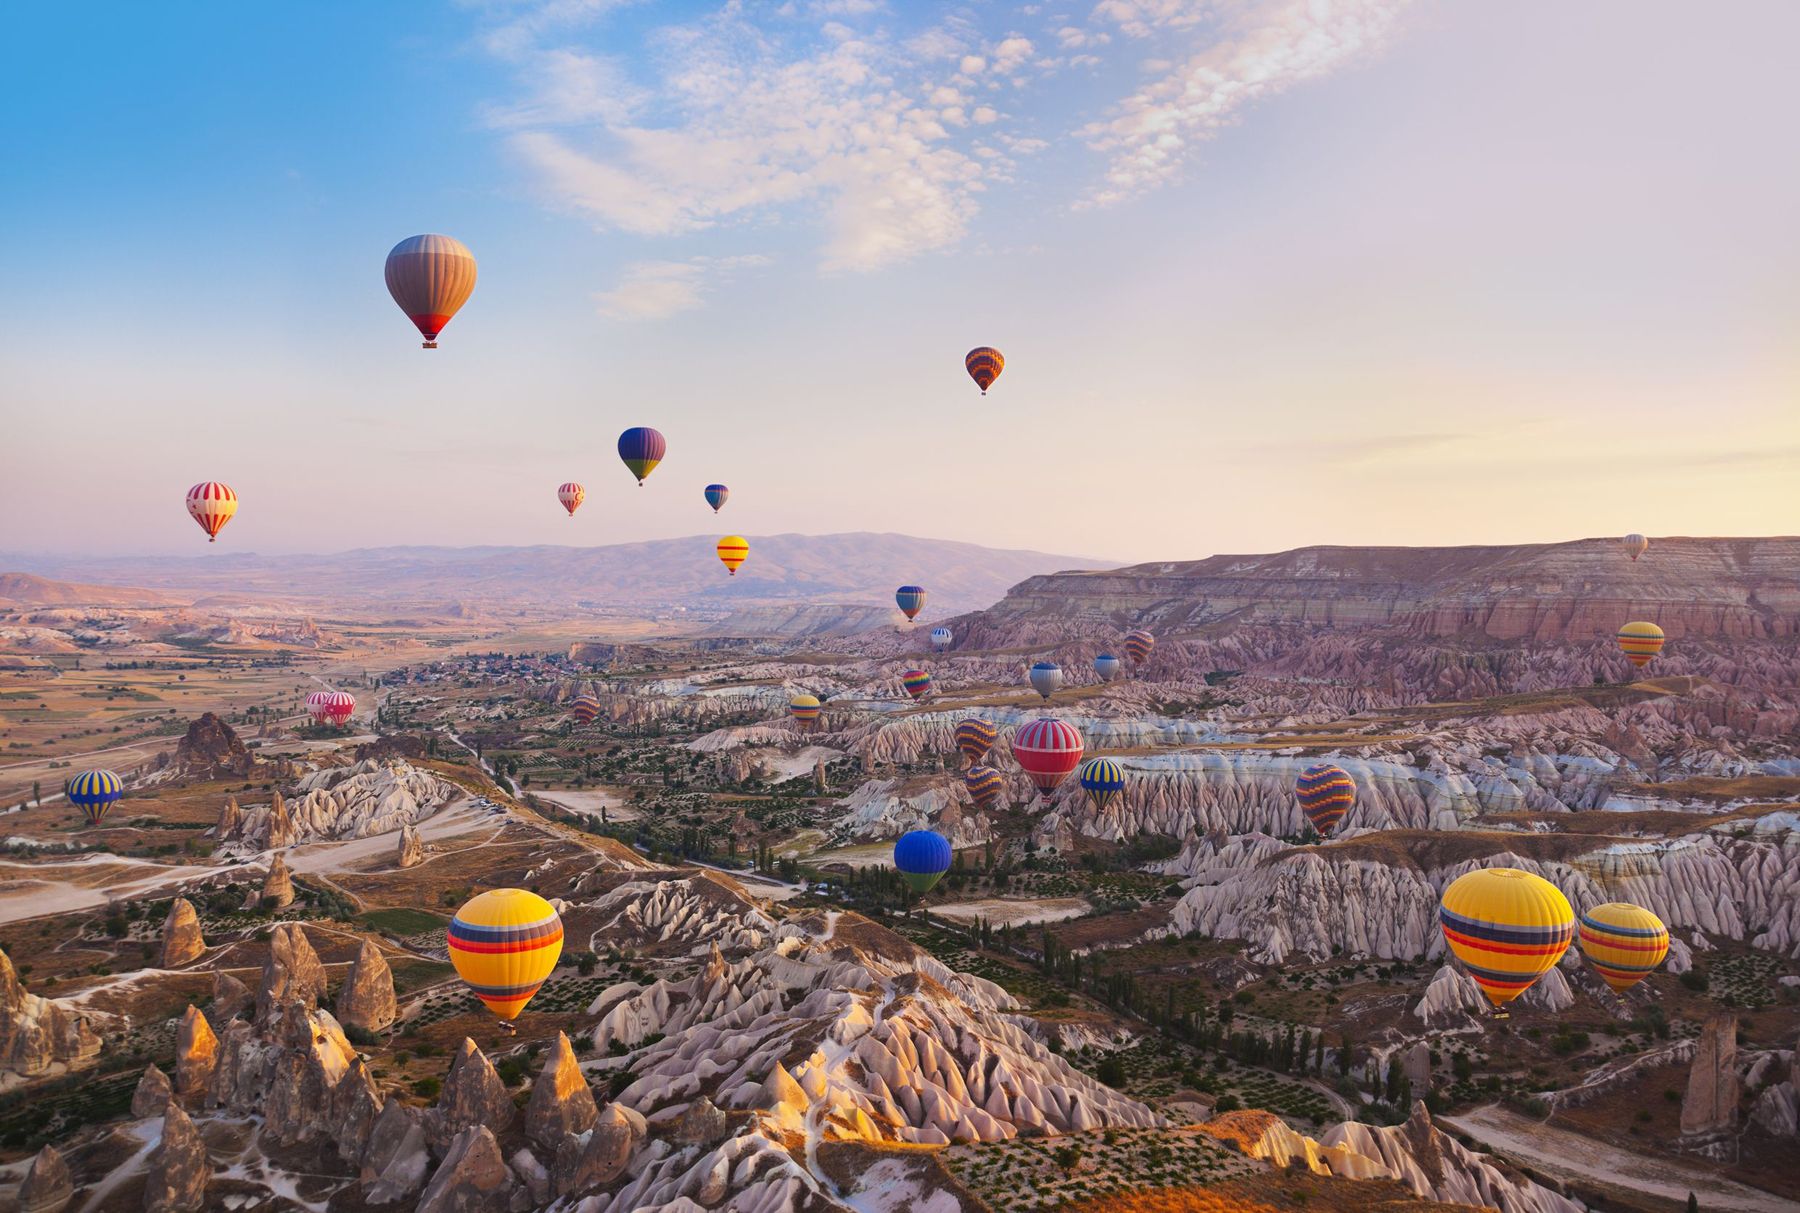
[0,572,175,608]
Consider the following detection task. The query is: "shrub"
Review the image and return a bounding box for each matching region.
[344,1024,381,1047]
[412,1077,441,1099]
[1096,1056,1127,1088]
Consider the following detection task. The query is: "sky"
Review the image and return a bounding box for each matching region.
[2,0,1797,564]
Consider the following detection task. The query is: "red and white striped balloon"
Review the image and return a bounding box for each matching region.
[310,690,356,727]
[1011,718,1084,803]
[185,482,238,543]
[557,482,585,518]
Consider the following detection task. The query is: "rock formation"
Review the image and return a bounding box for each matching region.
[211,970,251,1020]
[230,759,457,851]
[335,938,397,1032]
[550,1102,643,1198]
[175,711,253,777]
[256,923,326,1023]
[1319,1102,1583,1213]
[143,1103,207,1213]
[361,1099,431,1201]
[525,1031,598,1147]
[260,851,295,909]
[398,821,424,868]
[265,789,297,850]
[1681,1012,1740,1140]
[132,1063,174,1118]
[428,1038,514,1150]
[17,1144,72,1213]
[0,948,101,1081]
[215,795,243,840]
[160,898,205,968]
[416,1125,518,1213]
[175,1005,218,1098]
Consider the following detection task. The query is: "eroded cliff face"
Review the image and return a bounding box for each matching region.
[222,758,459,850]
[0,949,102,1086]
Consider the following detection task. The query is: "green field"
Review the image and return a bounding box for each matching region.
[360,907,448,935]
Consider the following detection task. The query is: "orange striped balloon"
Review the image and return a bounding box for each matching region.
[185,482,238,543]
[716,536,749,576]
[557,482,585,517]
[1617,621,1664,669]
[1578,902,1669,994]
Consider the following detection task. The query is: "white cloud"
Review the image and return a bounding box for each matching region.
[1089,0,1208,39]
[959,54,988,74]
[1078,0,1408,206]
[595,255,771,320]
[991,35,1036,74]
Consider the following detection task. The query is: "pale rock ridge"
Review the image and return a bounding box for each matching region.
[336,938,398,1032]
[232,758,457,850]
[17,1144,72,1213]
[1319,1101,1584,1213]
[143,1103,207,1213]
[398,821,425,868]
[0,947,101,1082]
[159,899,206,968]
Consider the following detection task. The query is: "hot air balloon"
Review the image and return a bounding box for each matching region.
[956,718,998,766]
[1438,868,1574,1013]
[1094,654,1122,681]
[618,427,667,486]
[1295,764,1356,838]
[385,234,477,349]
[1124,630,1155,665]
[317,691,356,727]
[964,764,1004,810]
[1617,621,1664,669]
[1578,902,1670,994]
[447,888,564,1021]
[65,769,123,827]
[558,482,585,518]
[895,586,928,622]
[1078,757,1125,813]
[717,536,749,576]
[704,484,729,513]
[186,482,237,543]
[1621,534,1649,562]
[1012,717,1083,804]
[570,696,600,726]
[965,347,1004,395]
[901,669,933,701]
[1028,662,1064,700]
[930,627,953,650]
[790,693,822,728]
[893,830,952,895]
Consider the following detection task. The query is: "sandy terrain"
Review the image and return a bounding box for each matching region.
[0,853,225,925]
[533,788,640,823]
[931,896,1091,927]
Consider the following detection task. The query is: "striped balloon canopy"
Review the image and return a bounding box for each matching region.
[1294,764,1356,837]
[617,427,667,485]
[1012,717,1084,803]
[570,695,601,726]
[964,764,1004,810]
[1438,868,1574,1009]
[1123,630,1155,664]
[185,482,238,543]
[1617,621,1664,669]
[1578,902,1669,994]
[895,586,928,621]
[385,234,477,348]
[1028,662,1063,701]
[309,691,355,727]
[448,888,564,1021]
[1620,533,1648,562]
[65,769,124,827]
[704,484,729,513]
[1078,757,1125,813]
[557,482,585,517]
[955,718,998,765]
[900,669,933,701]
[930,627,953,650]
[1094,654,1122,681]
[717,536,749,576]
[893,830,953,895]
[790,694,822,727]
[964,346,1004,394]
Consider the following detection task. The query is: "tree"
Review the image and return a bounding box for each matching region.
[1687,1195,1699,1213]
[31,781,40,807]
[1051,1144,1083,1178]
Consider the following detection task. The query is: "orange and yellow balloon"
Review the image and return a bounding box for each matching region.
[1437,868,1574,1010]
[186,482,237,543]
[717,536,749,576]
[1578,902,1669,994]
[385,234,477,349]
[1617,621,1664,669]
[447,888,563,1021]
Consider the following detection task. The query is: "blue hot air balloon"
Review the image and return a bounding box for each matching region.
[1028,661,1064,700]
[930,627,953,650]
[1094,654,1122,681]
[895,586,927,622]
[704,483,729,513]
[66,769,124,827]
[893,830,953,894]
[617,427,667,485]
[1078,757,1126,812]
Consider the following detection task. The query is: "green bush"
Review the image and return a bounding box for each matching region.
[412,1077,441,1099]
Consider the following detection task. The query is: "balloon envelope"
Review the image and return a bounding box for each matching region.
[900,669,932,701]
[1028,662,1064,700]
[704,484,729,513]
[965,347,1004,394]
[1012,717,1083,802]
[1617,621,1664,669]
[1621,534,1649,562]
[1438,868,1574,1008]
[1124,630,1155,664]
[385,234,477,348]
[571,696,601,725]
[893,830,952,894]
[1295,764,1356,837]
[964,764,1004,809]
[1094,654,1122,681]
[930,627,953,650]
[955,718,998,765]
[618,427,667,485]
[1578,902,1670,993]
[448,888,564,1021]
[558,482,585,517]
[790,693,822,725]
[66,769,123,827]
[895,586,927,621]
[717,536,749,576]
[186,482,237,543]
[1078,757,1125,812]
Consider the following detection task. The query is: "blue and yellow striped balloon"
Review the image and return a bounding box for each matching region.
[895,585,927,622]
[617,427,666,485]
[1295,764,1356,837]
[1124,630,1155,664]
[1578,902,1669,994]
[65,769,124,827]
[703,483,729,513]
[447,889,564,1021]
[1438,868,1574,1009]
[964,765,1004,810]
[1078,757,1125,812]
[955,718,997,765]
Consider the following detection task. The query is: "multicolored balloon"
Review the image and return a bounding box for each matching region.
[930,627,953,650]
[618,427,667,486]
[955,718,998,766]
[704,484,729,513]
[790,694,821,727]
[385,234,477,349]
[1578,902,1670,994]
[900,669,933,701]
[965,346,1004,394]
[895,586,928,622]
[447,888,564,1021]
[1028,662,1064,700]
[1621,534,1649,562]
[570,696,600,726]
[717,536,749,576]
[1124,630,1155,664]
[186,482,237,543]
[1438,868,1574,1010]
[893,830,952,895]
[65,769,123,827]
[1294,764,1356,837]
[1617,621,1664,669]
[964,764,1004,810]
[1012,717,1084,803]
[557,482,585,518]
[1094,654,1121,681]
[1078,757,1125,813]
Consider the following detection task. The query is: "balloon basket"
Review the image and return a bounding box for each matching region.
[422,341,438,349]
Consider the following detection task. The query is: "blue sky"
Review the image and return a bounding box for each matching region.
[3,1,1797,561]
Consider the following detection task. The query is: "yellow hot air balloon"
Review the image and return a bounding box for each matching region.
[1437,868,1574,1012]
[1617,621,1664,669]
[1578,902,1669,994]
[447,888,563,1021]
[717,535,749,576]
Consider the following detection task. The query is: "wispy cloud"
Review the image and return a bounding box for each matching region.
[594,254,771,321]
